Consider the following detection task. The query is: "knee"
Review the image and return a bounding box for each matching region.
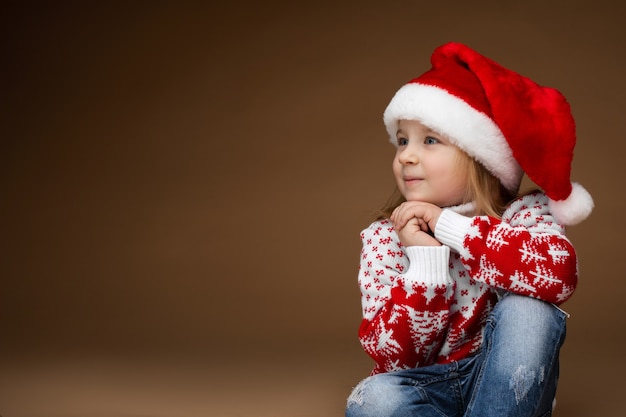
[487,294,567,368]
[345,374,408,417]
[491,294,566,338]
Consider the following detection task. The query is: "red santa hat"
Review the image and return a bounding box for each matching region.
[383,42,593,225]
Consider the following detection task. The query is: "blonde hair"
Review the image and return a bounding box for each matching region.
[375,150,516,220]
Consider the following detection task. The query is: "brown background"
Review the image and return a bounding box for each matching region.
[1,1,624,416]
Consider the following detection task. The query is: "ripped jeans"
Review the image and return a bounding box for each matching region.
[345,294,568,417]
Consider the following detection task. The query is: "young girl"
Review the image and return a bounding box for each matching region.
[346,43,594,417]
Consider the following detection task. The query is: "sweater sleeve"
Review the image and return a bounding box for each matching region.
[357,220,455,374]
[435,193,578,305]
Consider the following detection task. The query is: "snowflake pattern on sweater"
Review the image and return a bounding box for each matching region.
[357,192,578,375]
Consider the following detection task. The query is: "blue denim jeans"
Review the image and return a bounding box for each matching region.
[345,294,568,417]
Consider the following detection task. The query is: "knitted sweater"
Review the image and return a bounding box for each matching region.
[357,192,578,375]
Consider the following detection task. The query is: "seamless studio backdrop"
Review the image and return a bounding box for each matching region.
[1,1,625,416]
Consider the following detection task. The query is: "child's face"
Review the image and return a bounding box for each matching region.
[393,119,468,207]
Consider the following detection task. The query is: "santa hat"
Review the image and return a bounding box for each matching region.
[383,42,593,225]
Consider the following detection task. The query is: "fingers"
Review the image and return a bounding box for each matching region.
[406,216,427,232]
[416,217,429,232]
[396,217,442,247]
[391,201,442,232]
[391,201,426,230]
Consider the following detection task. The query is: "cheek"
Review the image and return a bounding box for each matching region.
[449,172,469,198]
[392,157,402,177]
[437,166,468,197]
[392,159,406,191]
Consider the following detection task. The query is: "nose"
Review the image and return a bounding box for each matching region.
[397,144,419,165]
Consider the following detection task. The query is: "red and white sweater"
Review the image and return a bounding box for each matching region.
[357,192,578,375]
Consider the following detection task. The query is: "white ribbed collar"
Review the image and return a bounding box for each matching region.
[446,201,476,216]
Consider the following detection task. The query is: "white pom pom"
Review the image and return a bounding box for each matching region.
[548,182,594,226]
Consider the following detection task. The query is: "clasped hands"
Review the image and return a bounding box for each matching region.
[390,201,443,247]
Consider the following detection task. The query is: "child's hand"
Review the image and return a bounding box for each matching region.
[395,217,442,247]
[391,201,444,246]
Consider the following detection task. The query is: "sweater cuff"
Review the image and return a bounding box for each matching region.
[404,245,452,286]
[435,209,474,254]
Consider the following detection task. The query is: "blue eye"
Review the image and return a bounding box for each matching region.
[397,137,409,146]
[424,136,439,145]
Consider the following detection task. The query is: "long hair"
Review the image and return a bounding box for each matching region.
[375,151,516,220]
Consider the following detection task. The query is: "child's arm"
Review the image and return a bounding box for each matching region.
[357,220,454,374]
[435,193,578,305]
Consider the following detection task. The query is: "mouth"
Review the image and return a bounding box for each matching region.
[403,176,423,184]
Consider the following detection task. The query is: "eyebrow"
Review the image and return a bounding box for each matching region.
[395,127,440,136]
